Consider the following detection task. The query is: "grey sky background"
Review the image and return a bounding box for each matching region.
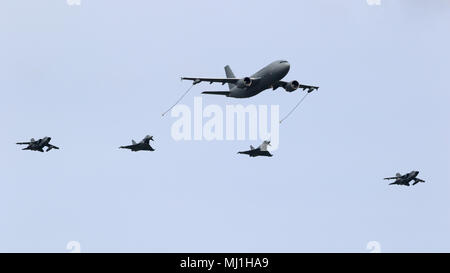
[0,0,449,252]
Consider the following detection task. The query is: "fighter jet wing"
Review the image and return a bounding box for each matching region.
[120,145,134,149]
[412,178,425,185]
[181,77,259,85]
[276,81,319,92]
[384,177,398,180]
[46,144,59,152]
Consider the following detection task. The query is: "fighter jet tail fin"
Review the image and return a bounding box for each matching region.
[202,91,230,96]
[224,65,236,90]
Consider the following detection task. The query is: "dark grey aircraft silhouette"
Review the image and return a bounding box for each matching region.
[384,171,425,186]
[16,137,59,152]
[181,60,319,98]
[120,135,155,152]
[238,140,273,157]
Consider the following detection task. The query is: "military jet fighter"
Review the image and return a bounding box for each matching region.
[16,137,60,152]
[119,135,155,152]
[181,60,319,98]
[238,140,273,157]
[384,171,425,186]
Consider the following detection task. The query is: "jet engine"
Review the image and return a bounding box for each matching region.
[237,77,253,88]
[283,80,300,92]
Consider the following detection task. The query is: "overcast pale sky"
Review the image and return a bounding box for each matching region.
[0,0,449,252]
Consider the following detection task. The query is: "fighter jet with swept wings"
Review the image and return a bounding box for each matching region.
[238,140,273,157]
[119,135,155,152]
[384,171,425,186]
[16,137,60,152]
[181,60,319,98]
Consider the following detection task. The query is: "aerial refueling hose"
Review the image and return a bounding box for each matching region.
[279,92,310,124]
[161,84,194,117]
